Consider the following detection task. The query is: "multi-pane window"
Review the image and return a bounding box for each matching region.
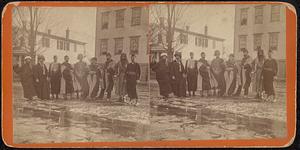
[240,8,248,26]
[179,33,188,44]
[130,36,140,54]
[253,34,263,50]
[116,9,125,28]
[57,40,64,50]
[42,37,50,48]
[271,5,280,22]
[64,42,70,51]
[269,32,279,51]
[255,6,264,24]
[195,37,202,47]
[101,12,109,29]
[100,39,108,55]
[204,39,208,48]
[213,40,216,49]
[239,35,247,51]
[131,7,142,26]
[114,38,123,55]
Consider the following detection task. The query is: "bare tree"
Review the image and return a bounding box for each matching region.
[150,4,187,61]
[13,6,55,63]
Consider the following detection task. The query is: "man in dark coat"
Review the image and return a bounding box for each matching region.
[126,54,141,103]
[151,53,172,99]
[98,53,116,100]
[33,55,50,100]
[13,56,38,100]
[262,50,278,101]
[49,55,61,99]
[211,50,226,97]
[185,52,198,96]
[170,52,187,97]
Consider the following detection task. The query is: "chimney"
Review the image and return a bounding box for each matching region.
[159,17,164,27]
[204,25,208,35]
[186,26,190,31]
[47,29,51,35]
[66,27,70,39]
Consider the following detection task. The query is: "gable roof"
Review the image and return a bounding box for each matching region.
[37,31,87,45]
[174,28,225,41]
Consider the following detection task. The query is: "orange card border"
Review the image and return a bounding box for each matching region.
[1,1,296,148]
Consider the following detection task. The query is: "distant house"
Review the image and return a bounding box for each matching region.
[13,27,87,66]
[150,17,225,62]
[95,6,149,81]
[233,4,286,80]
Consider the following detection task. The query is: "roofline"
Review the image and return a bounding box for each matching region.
[37,31,87,45]
[174,28,225,41]
[13,26,87,45]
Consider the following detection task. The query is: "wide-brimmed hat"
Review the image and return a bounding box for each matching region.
[160,53,167,57]
[24,56,31,60]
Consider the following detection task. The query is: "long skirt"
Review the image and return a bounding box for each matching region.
[61,75,74,94]
[200,71,211,91]
[157,79,172,97]
[127,79,138,99]
[171,76,186,97]
[115,72,127,97]
[209,71,218,89]
[50,73,61,95]
[35,77,50,100]
[76,76,89,98]
[187,70,198,92]
[262,70,275,96]
[87,74,98,98]
[224,70,237,96]
[253,69,263,94]
[213,72,226,96]
[21,77,37,99]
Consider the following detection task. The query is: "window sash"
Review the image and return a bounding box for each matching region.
[100,39,108,54]
[131,7,142,26]
[271,5,280,22]
[269,33,279,50]
[253,34,262,50]
[130,36,139,54]
[240,8,248,25]
[114,38,123,54]
[101,12,109,29]
[255,6,263,24]
[239,35,247,50]
[116,9,125,28]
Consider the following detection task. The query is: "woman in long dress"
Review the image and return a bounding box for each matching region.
[33,55,50,100]
[126,54,141,105]
[13,56,38,100]
[224,54,238,96]
[198,52,211,97]
[61,55,74,100]
[115,53,128,102]
[210,50,226,97]
[261,50,278,102]
[252,49,265,99]
[87,57,100,100]
[74,54,89,99]
[49,55,61,99]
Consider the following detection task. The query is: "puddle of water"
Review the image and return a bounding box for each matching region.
[149,105,286,140]
[13,107,150,144]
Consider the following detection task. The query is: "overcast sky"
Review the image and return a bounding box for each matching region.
[28,5,235,59]
[150,4,235,59]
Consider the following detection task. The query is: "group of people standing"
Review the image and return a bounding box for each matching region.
[151,48,278,102]
[14,53,141,105]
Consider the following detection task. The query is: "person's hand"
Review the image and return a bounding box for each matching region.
[36,79,39,82]
[114,75,117,78]
[172,76,175,80]
[137,80,140,83]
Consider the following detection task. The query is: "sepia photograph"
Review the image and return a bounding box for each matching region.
[12,6,151,143]
[9,2,290,146]
[149,4,287,140]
